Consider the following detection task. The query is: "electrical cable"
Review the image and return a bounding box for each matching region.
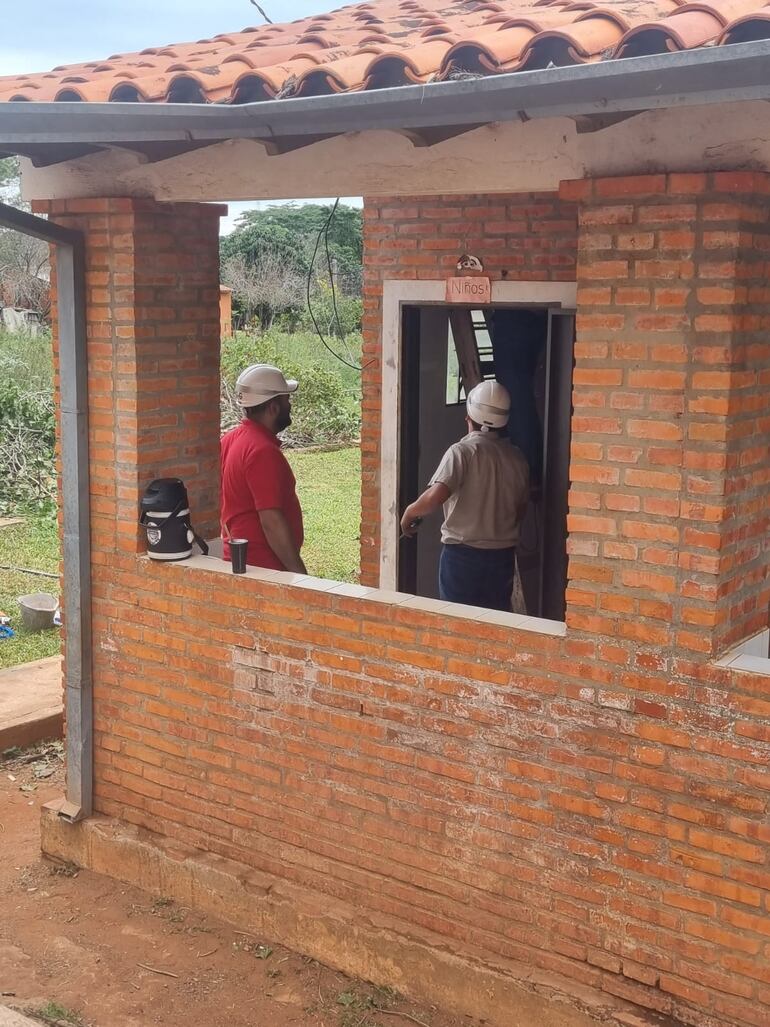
[306,199,362,372]
[324,205,342,338]
[323,202,357,365]
[249,1,273,24]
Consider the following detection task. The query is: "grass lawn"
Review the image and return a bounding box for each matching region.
[287,445,361,582]
[0,446,361,670]
[0,517,61,670]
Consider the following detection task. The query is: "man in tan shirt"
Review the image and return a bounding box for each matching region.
[401,380,529,611]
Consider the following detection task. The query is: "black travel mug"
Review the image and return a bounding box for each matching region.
[230,538,248,575]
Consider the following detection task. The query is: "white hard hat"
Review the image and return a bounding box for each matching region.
[466,380,510,429]
[235,364,298,407]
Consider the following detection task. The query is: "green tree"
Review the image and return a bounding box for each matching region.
[0,157,17,187]
[0,157,50,317]
[236,202,362,266]
[221,202,363,333]
[221,222,309,329]
[221,220,307,271]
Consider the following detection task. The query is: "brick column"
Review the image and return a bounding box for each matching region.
[562,173,770,657]
[38,198,224,550]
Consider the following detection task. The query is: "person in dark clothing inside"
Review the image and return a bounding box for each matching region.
[487,308,547,487]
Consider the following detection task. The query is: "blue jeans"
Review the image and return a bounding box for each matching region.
[439,543,516,612]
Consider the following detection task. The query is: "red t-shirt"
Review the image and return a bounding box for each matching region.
[220,419,304,571]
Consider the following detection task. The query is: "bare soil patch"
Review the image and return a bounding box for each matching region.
[0,742,487,1027]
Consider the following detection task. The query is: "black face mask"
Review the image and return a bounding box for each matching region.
[275,396,292,433]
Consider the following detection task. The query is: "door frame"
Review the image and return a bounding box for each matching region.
[379,279,578,591]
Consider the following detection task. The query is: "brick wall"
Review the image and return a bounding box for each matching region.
[37,197,223,546]
[43,183,770,1027]
[563,172,770,656]
[360,192,578,586]
[90,560,770,1027]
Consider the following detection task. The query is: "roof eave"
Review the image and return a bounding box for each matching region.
[1,40,769,160]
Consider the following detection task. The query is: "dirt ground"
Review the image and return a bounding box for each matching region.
[0,742,489,1027]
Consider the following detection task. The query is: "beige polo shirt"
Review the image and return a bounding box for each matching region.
[430,432,530,549]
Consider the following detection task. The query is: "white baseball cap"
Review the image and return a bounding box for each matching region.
[235,364,298,407]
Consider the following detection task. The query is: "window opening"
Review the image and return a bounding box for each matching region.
[445,309,495,405]
[402,302,575,622]
[445,336,461,405]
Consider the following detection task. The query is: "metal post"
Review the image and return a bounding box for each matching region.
[55,237,92,821]
[0,202,92,821]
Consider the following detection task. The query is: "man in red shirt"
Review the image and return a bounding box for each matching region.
[220,364,306,573]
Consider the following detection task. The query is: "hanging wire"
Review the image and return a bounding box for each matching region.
[306,199,363,372]
[323,199,358,366]
[249,1,274,24]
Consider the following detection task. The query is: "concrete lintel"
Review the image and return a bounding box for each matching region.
[20,98,770,205]
[40,805,637,1027]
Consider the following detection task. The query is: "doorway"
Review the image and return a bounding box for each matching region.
[397,302,575,621]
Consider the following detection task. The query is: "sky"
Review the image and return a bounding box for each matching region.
[1,1,325,75]
[3,0,357,233]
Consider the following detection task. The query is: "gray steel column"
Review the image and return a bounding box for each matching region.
[0,202,91,821]
[55,236,92,822]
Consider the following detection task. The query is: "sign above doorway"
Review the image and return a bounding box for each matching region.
[445,276,491,305]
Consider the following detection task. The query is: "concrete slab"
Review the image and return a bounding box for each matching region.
[0,1008,41,1027]
[0,656,62,751]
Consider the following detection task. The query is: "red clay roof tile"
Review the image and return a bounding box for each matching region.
[2,0,770,105]
[617,8,725,56]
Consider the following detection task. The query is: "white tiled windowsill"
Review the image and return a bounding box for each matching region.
[716,628,770,676]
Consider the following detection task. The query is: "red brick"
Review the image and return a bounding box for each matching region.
[594,175,667,198]
[668,173,708,194]
[627,422,683,447]
[616,230,656,251]
[638,204,697,224]
[581,205,634,226]
[621,568,677,594]
[615,286,650,306]
[628,368,684,389]
[624,469,682,491]
[581,260,629,280]
[635,259,694,279]
[654,286,691,307]
[567,514,617,536]
[559,178,592,202]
